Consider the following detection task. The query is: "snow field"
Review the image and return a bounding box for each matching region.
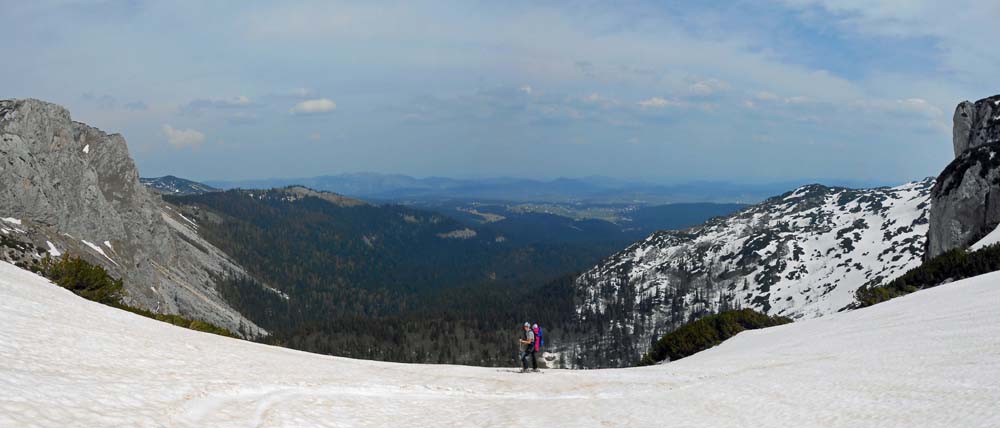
[2,261,1000,427]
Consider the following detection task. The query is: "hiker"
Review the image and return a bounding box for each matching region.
[533,323,542,353]
[519,322,537,372]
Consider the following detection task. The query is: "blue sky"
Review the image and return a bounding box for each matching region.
[3,0,998,184]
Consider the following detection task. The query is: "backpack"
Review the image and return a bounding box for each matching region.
[534,326,543,351]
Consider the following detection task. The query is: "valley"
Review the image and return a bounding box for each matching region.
[6,3,999,426]
[158,186,738,366]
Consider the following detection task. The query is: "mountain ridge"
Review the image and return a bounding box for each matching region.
[563,178,934,367]
[206,173,889,204]
[140,175,219,196]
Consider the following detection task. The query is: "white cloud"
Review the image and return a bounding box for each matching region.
[784,96,810,105]
[290,98,337,115]
[581,93,619,108]
[519,85,533,95]
[181,96,254,115]
[162,125,205,149]
[780,0,1000,83]
[637,97,683,108]
[687,78,729,96]
[752,91,810,104]
[854,97,944,118]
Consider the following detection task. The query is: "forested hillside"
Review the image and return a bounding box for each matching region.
[165,188,608,366]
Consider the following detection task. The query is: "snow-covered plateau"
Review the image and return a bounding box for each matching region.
[2,261,998,428]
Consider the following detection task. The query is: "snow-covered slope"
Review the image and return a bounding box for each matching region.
[570,179,933,367]
[970,224,1000,251]
[3,260,999,427]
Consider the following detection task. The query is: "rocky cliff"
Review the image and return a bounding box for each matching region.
[565,179,932,367]
[952,95,1000,157]
[0,99,263,336]
[928,94,1000,258]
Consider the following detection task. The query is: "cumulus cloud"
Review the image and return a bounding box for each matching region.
[637,97,683,108]
[290,98,337,115]
[162,125,205,149]
[687,78,729,96]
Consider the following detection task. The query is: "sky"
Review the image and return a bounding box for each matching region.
[3,0,999,184]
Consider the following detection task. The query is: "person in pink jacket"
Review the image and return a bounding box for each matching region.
[532,324,542,353]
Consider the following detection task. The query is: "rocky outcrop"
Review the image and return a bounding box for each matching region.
[0,99,263,336]
[927,144,1000,258]
[928,94,1000,258]
[952,95,1000,158]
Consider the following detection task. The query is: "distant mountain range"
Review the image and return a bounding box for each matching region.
[205,173,889,204]
[141,175,219,196]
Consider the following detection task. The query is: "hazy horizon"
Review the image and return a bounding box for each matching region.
[6,1,996,184]
[192,170,906,190]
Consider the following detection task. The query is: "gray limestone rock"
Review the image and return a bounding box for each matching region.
[952,95,1000,158]
[928,94,1000,258]
[0,99,263,337]
[927,144,1000,258]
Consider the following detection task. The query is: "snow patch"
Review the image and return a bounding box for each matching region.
[82,144,90,154]
[46,241,62,257]
[177,213,198,228]
[81,240,118,266]
[1,217,21,225]
[971,224,1000,251]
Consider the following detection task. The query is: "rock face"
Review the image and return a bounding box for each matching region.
[565,179,933,368]
[928,94,1000,258]
[927,144,1000,258]
[952,95,1000,158]
[0,99,263,336]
